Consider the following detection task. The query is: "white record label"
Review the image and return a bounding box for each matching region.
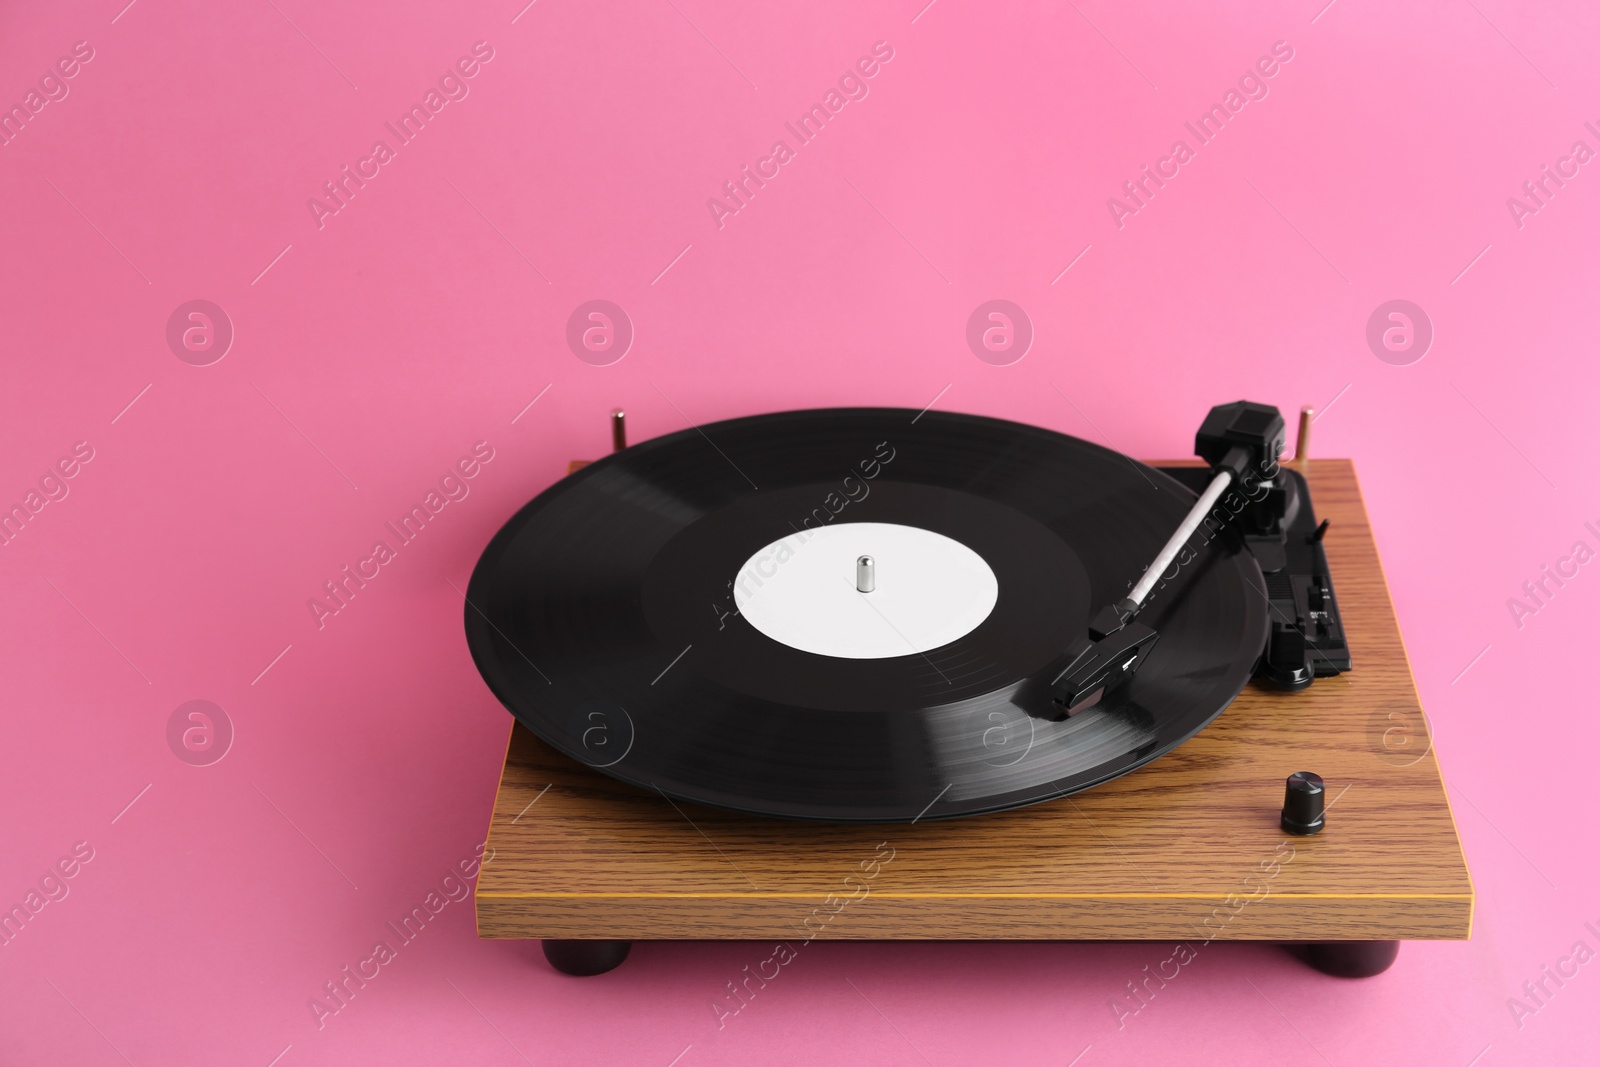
[732,522,999,659]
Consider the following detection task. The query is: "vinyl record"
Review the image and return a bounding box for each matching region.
[464,408,1267,822]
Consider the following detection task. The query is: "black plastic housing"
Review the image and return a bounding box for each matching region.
[1156,464,1351,685]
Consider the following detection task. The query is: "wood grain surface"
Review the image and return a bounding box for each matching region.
[476,459,1472,942]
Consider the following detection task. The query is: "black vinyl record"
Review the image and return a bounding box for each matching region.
[464,408,1267,822]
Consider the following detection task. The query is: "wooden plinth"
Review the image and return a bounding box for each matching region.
[475,459,1472,942]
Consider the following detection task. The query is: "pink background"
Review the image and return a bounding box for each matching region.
[3,0,1597,1063]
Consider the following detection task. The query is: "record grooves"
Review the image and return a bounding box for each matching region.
[464,408,1267,822]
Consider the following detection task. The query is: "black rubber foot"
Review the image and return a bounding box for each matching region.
[541,939,632,976]
[1306,940,1400,977]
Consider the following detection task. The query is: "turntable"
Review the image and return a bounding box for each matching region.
[466,403,1471,979]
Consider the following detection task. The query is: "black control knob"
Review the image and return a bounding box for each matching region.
[1261,623,1314,691]
[1280,771,1326,835]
